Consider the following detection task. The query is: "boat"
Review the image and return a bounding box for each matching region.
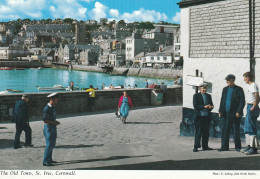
[0,67,13,70]
[66,86,80,91]
[37,85,66,91]
[0,90,11,94]
[6,89,24,93]
[38,67,42,69]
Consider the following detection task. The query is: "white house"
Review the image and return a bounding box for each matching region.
[178,0,259,136]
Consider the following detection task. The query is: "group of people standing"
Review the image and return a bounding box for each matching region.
[12,93,60,166]
[193,72,259,155]
[12,85,135,166]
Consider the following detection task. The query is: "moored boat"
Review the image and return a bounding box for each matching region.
[0,67,13,70]
[37,85,66,91]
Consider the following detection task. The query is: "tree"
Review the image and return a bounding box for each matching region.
[61,39,69,46]
[64,18,74,24]
[86,32,91,40]
[45,18,52,24]
[13,23,22,35]
[118,20,126,26]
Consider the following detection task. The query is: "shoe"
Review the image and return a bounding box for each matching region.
[241,146,251,153]
[24,144,34,147]
[202,147,213,150]
[193,148,198,152]
[43,163,54,166]
[235,148,241,152]
[14,146,22,149]
[245,148,257,155]
[218,148,229,151]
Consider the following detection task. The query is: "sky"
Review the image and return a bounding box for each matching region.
[0,0,181,23]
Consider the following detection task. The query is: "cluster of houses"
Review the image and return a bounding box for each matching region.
[0,18,181,68]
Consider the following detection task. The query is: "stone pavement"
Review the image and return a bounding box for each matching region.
[0,105,259,170]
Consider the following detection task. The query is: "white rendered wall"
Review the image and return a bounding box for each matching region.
[181,7,251,114]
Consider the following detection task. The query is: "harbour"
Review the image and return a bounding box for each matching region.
[0,68,176,93]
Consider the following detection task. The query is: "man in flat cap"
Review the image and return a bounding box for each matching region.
[193,83,214,152]
[42,93,60,166]
[218,74,245,152]
[13,94,33,149]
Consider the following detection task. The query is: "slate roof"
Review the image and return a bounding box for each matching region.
[178,0,226,8]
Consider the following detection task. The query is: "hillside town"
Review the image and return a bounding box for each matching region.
[0,18,181,69]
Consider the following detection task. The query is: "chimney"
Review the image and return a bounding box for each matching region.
[160,26,164,33]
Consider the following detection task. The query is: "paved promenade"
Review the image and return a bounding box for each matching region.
[0,105,259,170]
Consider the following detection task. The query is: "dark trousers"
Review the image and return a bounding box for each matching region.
[88,97,95,111]
[162,93,167,105]
[14,123,32,147]
[221,112,241,150]
[194,116,210,148]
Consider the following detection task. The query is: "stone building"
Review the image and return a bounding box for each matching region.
[142,46,174,68]
[74,21,86,45]
[178,0,258,136]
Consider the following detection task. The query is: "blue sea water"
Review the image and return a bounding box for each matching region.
[0,68,175,93]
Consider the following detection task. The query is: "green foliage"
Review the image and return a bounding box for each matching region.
[13,23,22,35]
[86,32,91,40]
[45,18,52,24]
[118,20,126,26]
[85,24,100,31]
[64,18,74,24]
[61,39,69,46]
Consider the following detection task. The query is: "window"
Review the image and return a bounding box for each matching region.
[163,57,167,60]
[175,45,180,51]
[157,57,160,60]
[156,40,159,45]
[151,57,154,60]
[144,40,147,45]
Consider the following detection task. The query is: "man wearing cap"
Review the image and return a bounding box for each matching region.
[13,94,33,149]
[218,74,245,152]
[42,93,60,166]
[193,83,214,152]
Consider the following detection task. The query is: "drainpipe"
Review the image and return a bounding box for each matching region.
[249,0,254,77]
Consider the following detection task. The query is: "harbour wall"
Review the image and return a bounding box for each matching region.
[0,61,182,79]
[0,87,182,122]
[73,65,183,79]
[0,61,52,68]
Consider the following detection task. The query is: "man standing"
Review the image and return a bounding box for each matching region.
[145,79,149,88]
[70,81,74,91]
[43,93,60,166]
[13,94,33,149]
[160,82,167,105]
[242,72,259,155]
[193,83,214,152]
[218,74,245,152]
[86,85,95,112]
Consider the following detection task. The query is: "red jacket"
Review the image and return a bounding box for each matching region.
[118,95,133,108]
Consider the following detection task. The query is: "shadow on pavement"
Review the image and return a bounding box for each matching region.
[0,139,18,148]
[125,122,172,125]
[34,144,104,149]
[70,156,260,170]
[54,155,151,166]
[0,127,7,129]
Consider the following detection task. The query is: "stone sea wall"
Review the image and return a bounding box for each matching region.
[0,87,182,122]
[0,61,182,79]
[0,61,52,68]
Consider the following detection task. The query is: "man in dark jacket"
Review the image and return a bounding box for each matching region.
[13,94,33,149]
[218,74,245,152]
[193,83,214,152]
